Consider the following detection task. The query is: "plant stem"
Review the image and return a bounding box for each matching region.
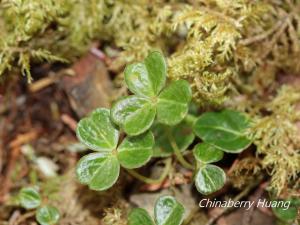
[125,158,172,184]
[13,210,36,225]
[167,132,195,170]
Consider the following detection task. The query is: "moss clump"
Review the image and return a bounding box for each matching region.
[250,85,300,196]
[2,1,300,102]
[0,0,106,81]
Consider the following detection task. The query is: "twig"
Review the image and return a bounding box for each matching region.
[227,159,239,175]
[0,146,20,203]
[141,171,192,191]
[8,130,38,149]
[260,17,290,60]
[239,20,284,46]
[242,182,268,225]
[90,47,112,65]
[10,211,36,225]
[61,114,77,132]
[0,130,38,203]
[90,47,106,61]
[28,76,57,93]
[202,7,242,28]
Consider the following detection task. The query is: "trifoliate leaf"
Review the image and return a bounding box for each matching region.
[76,152,120,191]
[195,165,226,195]
[153,121,194,157]
[157,80,192,125]
[272,199,299,222]
[36,205,60,225]
[193,143,224,163]
[154,196,185,225]
[128,208,155,225]
[125,51,166,97]
[76,108,119,151]
[194,110,251,153]
[117,131,154,169]
[19,187,41,209]
[111,96,156,136]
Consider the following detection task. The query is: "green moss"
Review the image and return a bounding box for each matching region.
[250,86,300,196]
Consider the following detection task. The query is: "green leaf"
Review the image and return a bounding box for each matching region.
[193,143,224,163]
[157,80,192,125]
[154,196,185,225]
[117,131,154,169]
[144,51,167,95]
[111,96,156,136]
[153,121,195,157]
[195,165,226,195]
[76,108,119,151]
[272,199,299,222]
[194,110,251,153]
[36,205,60,225]
[125,51,166,97]
[128,208,155,225]
[291,198,300,206]
[19,187,41,209]
[76,152,120,191]
[125,63,155,97]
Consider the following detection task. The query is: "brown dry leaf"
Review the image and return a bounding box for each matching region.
[63,52,113,117]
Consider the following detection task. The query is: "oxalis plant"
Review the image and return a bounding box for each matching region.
[75,51,252,209]
[17,187,60,225]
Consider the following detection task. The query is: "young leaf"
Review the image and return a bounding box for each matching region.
[195,165,226,195]
[157,80,192,125]
[111,96,156,136]
[19,187,41,209]
[76,152,120,191]
[36,205,60,225]
[194,110,251,153]
[117,131,154,169]
[153,121,194,157]
[125,51,166,97]
[76,108,119,151]
[154,196,185,225]
[193,143,224,163]
[128,208,155,225]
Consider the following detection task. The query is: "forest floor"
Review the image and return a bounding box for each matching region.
[0,51,282,225]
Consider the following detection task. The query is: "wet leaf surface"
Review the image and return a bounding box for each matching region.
[194,110,251,153]
[195,165,226,195]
